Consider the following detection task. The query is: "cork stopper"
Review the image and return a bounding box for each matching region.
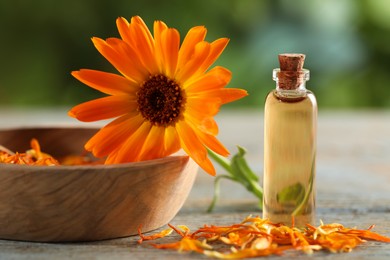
[277,53,306,90]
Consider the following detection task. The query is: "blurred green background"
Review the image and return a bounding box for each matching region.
[0,0,389,109]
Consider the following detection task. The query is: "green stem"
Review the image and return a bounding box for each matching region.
[207,175,236,213]
[207,149,232,173]
[248,180,263,205]
[207,147,264,212]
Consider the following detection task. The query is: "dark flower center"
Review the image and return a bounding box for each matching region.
[137,74,185,126]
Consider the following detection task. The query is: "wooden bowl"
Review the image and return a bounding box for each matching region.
[0,127,198,242]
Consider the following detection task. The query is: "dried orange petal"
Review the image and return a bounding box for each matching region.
[138,215,390,258]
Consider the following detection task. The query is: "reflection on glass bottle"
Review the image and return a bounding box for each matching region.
[263,54,317,227]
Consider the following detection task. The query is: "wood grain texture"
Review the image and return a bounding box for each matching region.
[0,127,198,242]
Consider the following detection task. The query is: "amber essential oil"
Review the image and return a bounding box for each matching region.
[263,54,317,227]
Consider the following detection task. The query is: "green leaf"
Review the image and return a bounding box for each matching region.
[230,146,259,182]
[292,156,316,216]
[276,182,305,206]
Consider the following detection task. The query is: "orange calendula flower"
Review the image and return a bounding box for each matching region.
[68,16,247,175]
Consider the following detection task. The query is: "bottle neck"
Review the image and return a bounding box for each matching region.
[276,81,307,93]
[273,68,310,92]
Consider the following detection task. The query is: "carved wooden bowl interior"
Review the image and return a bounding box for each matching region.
[0,127,198,242]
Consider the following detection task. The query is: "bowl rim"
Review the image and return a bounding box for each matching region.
[0,126,190,171]
[0,125,101,131]
[0,155,190,171]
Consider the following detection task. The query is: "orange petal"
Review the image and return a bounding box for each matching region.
[184,111,219,136]
[184,95,221,135]
[176,42,211,84]
[137,125,166,161]
[138,225,173,244]
[71,69,138,95]
[105,150,119,164]
[131,16,155,47]
[142,126,181,160]
[117,16,155,50]
[198,88,248,104]
[197,131,229,157]
[345,230,390,243]
[196,38,229,76]
[161,28,180,78]
[116,17,134,47]
[186,117,229,156]
[68,95,137,122]
[163,126,181,154]
[129,16,159,75]
[186,96,221,117]
[177,26,207,70]
[92,37,147,82]
[30,138,42,159]
[199,117,219,136]
[184,66,232,92]
[154,20,169,73]
[176,120,215,175]
[110,121,152,163]
[105,37,149,82]
[204,247,284,258]
[85,113,143,157]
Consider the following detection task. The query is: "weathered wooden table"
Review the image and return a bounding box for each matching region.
[0,109,389,259]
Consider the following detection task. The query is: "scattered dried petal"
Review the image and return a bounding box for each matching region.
[138,225,173,244]
[138,215,390,258]
[152,237,212,253]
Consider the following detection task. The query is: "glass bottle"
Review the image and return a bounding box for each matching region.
[263,54,317,227]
